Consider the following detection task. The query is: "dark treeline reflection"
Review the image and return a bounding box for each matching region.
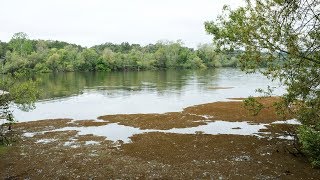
[33,69,220,100]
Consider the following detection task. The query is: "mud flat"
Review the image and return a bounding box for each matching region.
[1,97,319,179]
[98,97,292,130]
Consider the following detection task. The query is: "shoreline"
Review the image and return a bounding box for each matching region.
[1,97,319,179]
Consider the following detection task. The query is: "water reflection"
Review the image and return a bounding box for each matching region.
[36,70,208,100]
[14,68,285,122]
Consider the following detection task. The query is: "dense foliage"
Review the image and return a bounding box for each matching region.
[0,33,240,74]
[0,73,38,145]
[205,0,319,167]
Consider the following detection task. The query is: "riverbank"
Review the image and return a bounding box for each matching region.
[1,97,319,179]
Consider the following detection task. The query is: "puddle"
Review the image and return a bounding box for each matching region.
[271,119,301,125]
[53,123,152,143]
[23,132,37,138]
[162,121,268,136]
[22,118,300,143]
[63,141,80,148]
[52,121,271,143]
[275,135,296,140]
[85,141,100,145]
[36,139,56,144]
[0,119,7,126]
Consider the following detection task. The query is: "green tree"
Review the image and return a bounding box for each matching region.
[100,48,116,70]
[35,40,48,54]
[165,41,181,68]
[0,74,38,145]
[46,51,61,72]
[154,46,167,68]
[3,51,28,74]
[197,44,218,67]
[0,41,8,59]
[184,54,207,69]
[81,48,99,71]
[205,0,320,166]
[2,32,241,73]
[8,32,33,56]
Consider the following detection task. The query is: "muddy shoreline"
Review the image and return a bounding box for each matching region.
[1,97,319,179]
[98,97,292,130]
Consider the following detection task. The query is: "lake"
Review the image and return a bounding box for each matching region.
[13,68,285,122]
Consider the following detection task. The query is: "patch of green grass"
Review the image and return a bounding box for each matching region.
[0,145,8,155]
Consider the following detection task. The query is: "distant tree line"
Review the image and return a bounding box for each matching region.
[0,32,241,74]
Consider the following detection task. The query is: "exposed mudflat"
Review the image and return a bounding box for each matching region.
[1,97,319,179]
[99,97,292,130]
[99,112,206,130]
[184,96,291,123]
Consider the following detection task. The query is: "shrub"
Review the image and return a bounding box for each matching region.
[298,126,320,168]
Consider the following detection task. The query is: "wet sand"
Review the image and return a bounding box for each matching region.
[0,97,319,179]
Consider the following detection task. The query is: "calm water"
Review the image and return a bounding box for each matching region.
[13,68,285,122]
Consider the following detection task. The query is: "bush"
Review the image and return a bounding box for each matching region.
[298,126,320,168]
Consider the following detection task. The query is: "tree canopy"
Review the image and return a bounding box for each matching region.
[0,34,243,74]
[205,0,320,167]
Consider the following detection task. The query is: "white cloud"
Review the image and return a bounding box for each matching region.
[0,0,243,48]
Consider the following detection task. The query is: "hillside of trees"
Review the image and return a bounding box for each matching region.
[0,32,240,74]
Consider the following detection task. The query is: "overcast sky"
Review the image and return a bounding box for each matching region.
[0,0,243,48]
